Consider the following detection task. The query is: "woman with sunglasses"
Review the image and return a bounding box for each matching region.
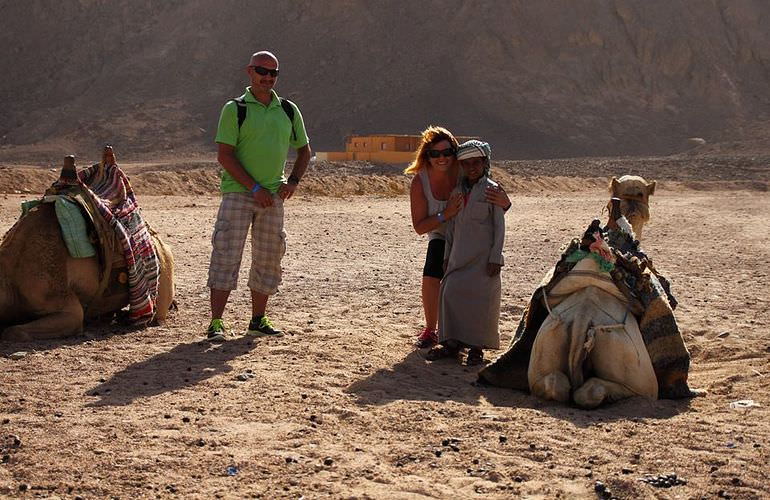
[406,126,511,349]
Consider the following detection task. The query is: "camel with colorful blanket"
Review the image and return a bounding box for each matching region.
[0,146,175,341]
[479,175,703,408]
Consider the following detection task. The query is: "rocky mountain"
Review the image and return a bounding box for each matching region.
[1,0,768,160]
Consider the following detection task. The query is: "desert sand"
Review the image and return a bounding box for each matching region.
[0,158,768,499]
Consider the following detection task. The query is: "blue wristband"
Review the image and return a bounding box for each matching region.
[250,183,261,193]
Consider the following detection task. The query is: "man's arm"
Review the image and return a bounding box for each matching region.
[218,143,273,207]
[217,143,254,189]
[214,101,256,189]
[279,144,312,200]
[289,144,312,181]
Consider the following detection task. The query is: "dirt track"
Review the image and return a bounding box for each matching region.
[0,161,769,498]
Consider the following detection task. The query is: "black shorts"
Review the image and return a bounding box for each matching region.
[422,238,445,279]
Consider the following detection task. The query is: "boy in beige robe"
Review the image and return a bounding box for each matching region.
[428,140,505,365]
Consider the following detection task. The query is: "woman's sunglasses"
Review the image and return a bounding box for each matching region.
[427,148,456,158]
[251,66,279,77]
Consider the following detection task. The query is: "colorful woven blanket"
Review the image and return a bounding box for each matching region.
[71,162,159,324]
[478,230,698,399]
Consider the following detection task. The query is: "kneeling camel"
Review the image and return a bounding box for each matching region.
[480,176,700,408]
[0,151,175,341]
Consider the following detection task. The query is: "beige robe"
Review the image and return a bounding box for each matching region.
[438,176,505,349]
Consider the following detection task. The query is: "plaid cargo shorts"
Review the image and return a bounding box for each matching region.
[207,192,286,294]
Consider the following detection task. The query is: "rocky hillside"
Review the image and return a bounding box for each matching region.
[0,0,768,160]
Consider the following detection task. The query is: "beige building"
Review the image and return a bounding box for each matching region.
[317,134,477,163]
[316,134,421,163]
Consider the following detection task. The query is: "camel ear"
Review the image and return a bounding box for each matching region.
[609,177,619,195]
[647,180,656,196]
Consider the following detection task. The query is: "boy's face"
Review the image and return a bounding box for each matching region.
[460,157,485,181]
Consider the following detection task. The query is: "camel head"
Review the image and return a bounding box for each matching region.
[608,175,655,240]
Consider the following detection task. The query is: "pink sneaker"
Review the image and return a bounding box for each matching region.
[415,327,438,349]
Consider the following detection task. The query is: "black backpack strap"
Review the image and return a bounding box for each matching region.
[231,97,247,129]
[280,97,297,141]
[231,96,296,141]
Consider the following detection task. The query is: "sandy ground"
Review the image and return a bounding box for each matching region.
[1,162,769,499]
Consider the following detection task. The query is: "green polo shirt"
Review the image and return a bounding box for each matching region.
[215,87,309,193]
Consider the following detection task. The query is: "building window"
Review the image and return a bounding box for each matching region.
[381,142,387,150]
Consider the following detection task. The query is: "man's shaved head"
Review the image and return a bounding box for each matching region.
[248,51,279,68]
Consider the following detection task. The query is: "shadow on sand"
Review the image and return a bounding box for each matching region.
[85,337,258,407]
[0,319,149,356]
[347,349,695,425]
[346,350,487,406]
[480,381,696,426]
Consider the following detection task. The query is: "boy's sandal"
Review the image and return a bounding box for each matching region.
[466,348,484,366]
[425,344,459,361]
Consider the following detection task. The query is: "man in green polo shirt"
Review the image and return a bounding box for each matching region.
[206,50,311,342]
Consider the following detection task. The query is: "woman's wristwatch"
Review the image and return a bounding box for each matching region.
[437,211,446,223]
[288,174,300,185]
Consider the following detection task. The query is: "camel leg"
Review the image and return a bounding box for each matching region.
[151,235,175,324]
[528,316,571,403]
[573,377,641,409]
[154,262,174,324]
[588,315,658,401]
[0,297,83,341]
[532,371,571,403]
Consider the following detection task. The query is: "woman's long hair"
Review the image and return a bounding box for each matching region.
[403,125,459,175]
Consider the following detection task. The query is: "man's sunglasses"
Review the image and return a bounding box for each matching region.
[427,148,456,158]
[251,66,279,77]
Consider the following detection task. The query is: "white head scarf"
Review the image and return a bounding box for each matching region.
[456,140,491,161]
